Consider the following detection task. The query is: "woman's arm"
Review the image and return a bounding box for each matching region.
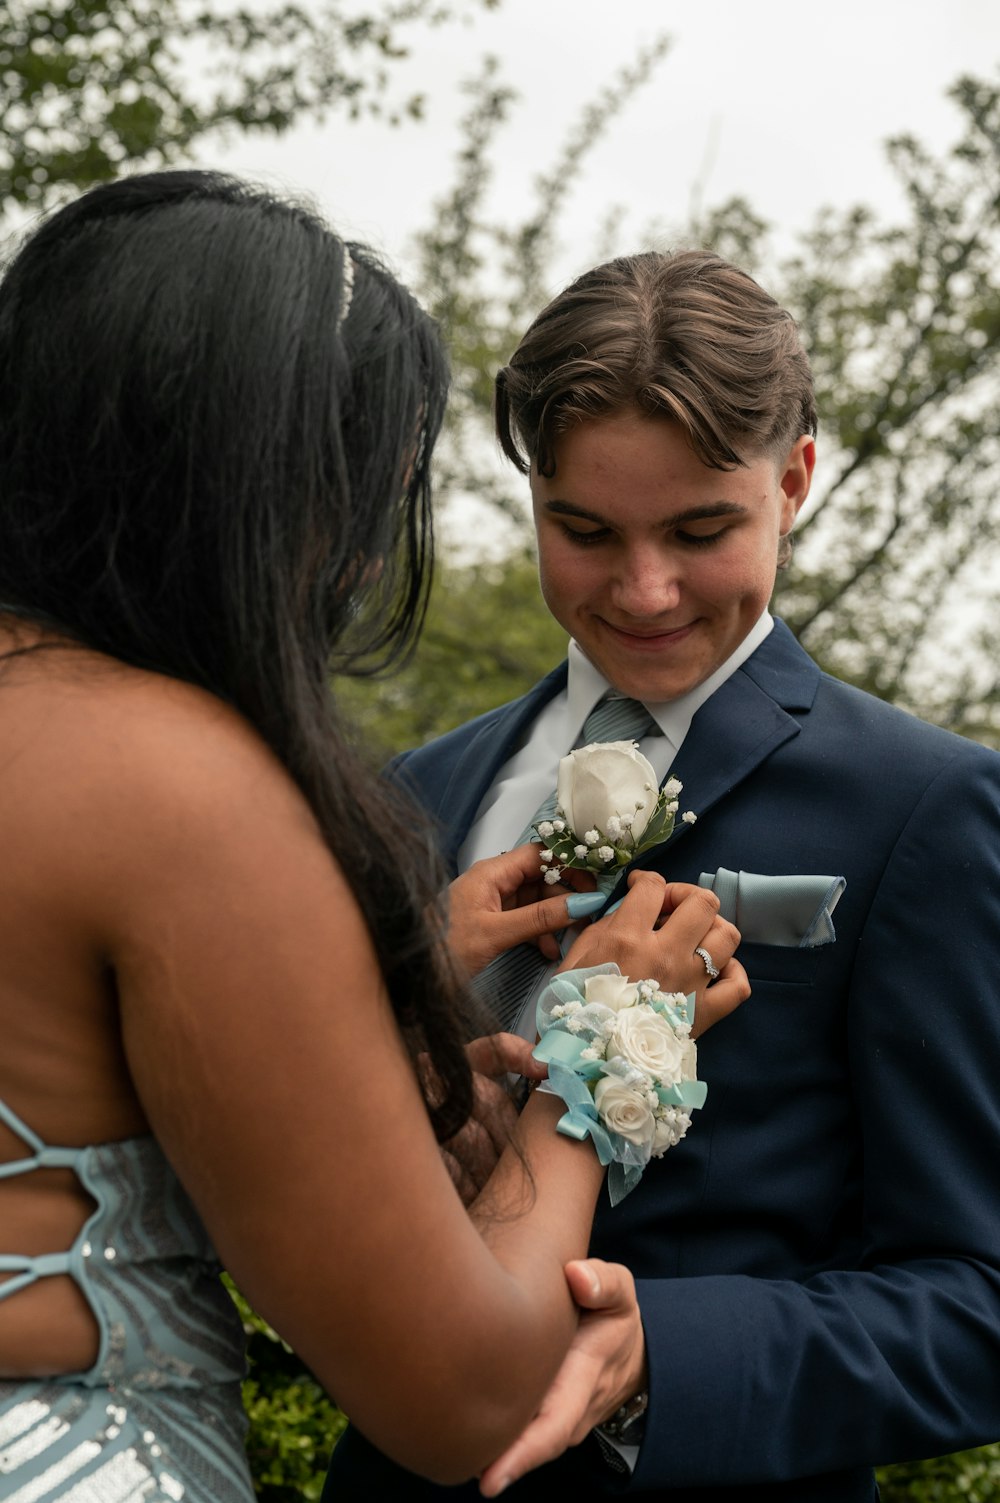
[78,683,599,1482]
[71,676,737,1483]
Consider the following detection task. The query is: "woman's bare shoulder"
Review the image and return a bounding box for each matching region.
[0,640,324,932]
[0,640,303,820]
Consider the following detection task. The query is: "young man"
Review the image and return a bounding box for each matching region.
[325,252,1000,1501]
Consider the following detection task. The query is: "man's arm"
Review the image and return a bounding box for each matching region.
[649,744,1000,1488]
[478,1259,648,1496]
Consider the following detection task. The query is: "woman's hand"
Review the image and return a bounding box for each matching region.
[561,872,750,1038]
[446,845,601,976]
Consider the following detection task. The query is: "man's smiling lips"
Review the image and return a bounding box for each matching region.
[596,618,700,649]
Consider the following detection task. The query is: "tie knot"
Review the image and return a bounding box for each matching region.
[580,694,656,746]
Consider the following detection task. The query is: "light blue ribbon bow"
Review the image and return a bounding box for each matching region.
[532,966,706,1205]
[534,1053,644,1204]
[698,867,846,947]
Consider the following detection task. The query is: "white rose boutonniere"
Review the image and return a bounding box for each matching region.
[557,740,659,844]
[536,740,696,890]
[533,965,708,1204]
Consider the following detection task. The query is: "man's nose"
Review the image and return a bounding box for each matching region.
[611,550,682,617]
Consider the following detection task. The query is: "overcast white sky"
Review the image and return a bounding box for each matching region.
[211,0,1000,291]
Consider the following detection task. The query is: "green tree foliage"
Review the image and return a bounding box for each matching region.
[771,74,1000,744]
[0,0,495,219]
[338,549,567,761]
[333,41,675,762]
[412,38,671,521]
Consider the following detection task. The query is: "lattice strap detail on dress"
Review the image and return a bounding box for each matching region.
[0,1095,88,1301]
[0,1095,82,1178]
[0,1251,74,1302]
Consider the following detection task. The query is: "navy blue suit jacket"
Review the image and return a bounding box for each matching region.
[326,622,1000,1501]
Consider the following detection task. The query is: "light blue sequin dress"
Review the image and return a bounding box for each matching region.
[0,1096,254,1502]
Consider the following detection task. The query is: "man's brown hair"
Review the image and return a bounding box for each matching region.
[495,249,817,479]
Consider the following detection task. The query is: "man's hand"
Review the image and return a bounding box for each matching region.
[437,1034,548,1205]
[446,845,600,976]
[478,1258,647,1497]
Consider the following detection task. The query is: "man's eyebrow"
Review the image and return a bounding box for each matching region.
[543,499,749,525]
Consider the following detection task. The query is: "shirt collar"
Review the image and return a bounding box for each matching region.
[567,611,774,756]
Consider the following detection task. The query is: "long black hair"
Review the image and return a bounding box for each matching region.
[0,170,472,1138]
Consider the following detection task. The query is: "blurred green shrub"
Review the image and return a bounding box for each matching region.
[877,1445,1000,1502]
[226,1278,347,1501]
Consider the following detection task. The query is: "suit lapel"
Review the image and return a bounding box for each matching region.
[632,621,821,869]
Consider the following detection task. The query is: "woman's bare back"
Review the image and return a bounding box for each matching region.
[0,634,156,1372]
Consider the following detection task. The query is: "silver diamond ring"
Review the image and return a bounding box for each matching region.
[695,945,720,981]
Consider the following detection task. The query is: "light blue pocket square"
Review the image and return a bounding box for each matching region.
[698,867,846,948]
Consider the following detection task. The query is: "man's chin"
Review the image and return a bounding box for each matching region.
[580,636,710,704]
[589,660,705,704]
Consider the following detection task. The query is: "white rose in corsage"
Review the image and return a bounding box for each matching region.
[583,972,647,1013]
[535,742,696,893]
[532,964,708,1205]
[592,1077,656,1151]
[607,1005,688,1081]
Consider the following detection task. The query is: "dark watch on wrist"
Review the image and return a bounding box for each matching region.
[597,1390,649,1446]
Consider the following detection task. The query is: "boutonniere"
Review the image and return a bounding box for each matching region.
[535,740,696,894]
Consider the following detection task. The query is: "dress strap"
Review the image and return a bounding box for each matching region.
[0,1251,74,1302]
[0,1094,44,1151]
[0,1096,88,1303]
[0,1094,84,1177]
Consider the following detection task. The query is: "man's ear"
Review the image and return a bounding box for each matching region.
[778,435,815,533]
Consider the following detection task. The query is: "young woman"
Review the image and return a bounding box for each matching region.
[0,173,745,1502]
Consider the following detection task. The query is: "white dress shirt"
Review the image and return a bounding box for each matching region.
[460,610,774,871]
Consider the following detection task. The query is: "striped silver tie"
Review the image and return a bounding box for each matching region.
[473,694,658,1032]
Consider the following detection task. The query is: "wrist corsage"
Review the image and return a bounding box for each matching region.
[535,741,696,895]
[532,965,706,1205]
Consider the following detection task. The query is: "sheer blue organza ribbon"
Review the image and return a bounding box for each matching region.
[698,867,846,947]
[532,966,705,1205]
